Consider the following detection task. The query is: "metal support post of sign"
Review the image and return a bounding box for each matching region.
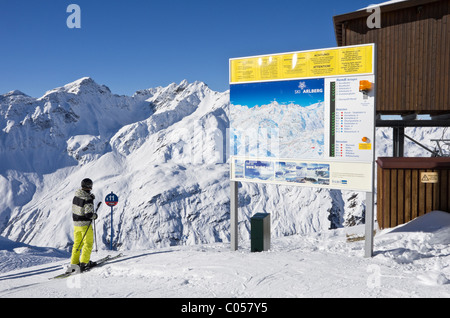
[110,206,114,251]
[230,180,238,251]
[364,190,375,258]
[105,192,118,251]
[365,53,377,258]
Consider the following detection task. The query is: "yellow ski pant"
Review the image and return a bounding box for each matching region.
[71,225,94,264]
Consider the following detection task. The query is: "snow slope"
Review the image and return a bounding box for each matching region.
[0,78,232,249]
[0,211,449,298]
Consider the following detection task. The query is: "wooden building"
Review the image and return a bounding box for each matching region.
[377,157,450,228]
[334,0,450,229]
[333,0,450,117]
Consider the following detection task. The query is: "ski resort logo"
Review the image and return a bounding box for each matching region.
[295,81,323,94]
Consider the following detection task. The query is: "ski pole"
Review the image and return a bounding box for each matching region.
[93,202,101,252]
[93,218,98,253]
[76,220,92,253]
[76,201,101,253]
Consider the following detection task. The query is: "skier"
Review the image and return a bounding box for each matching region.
[69,178,98,272]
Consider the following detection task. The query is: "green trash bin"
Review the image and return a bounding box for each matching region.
[251,213,270,252]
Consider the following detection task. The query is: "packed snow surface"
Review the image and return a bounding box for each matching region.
[0,211,449,298]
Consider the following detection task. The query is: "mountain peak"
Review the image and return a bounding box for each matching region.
[132,80,209,102]
[71,76,95,86]
[64,77,111,95]
[2,90,29,98]
[179,79,189,87]
[40,77,111,98]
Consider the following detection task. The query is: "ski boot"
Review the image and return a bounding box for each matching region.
[80,260,97,272]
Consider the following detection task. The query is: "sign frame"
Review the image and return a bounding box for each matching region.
[229,43,376,192]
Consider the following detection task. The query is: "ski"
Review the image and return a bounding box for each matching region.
[50,253,124,279]
[87,253,123,269]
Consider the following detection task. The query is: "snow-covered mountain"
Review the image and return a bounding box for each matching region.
[0,77,447,251]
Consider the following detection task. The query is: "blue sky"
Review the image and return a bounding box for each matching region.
[0,0,377,97]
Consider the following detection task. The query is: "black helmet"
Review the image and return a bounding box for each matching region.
[81,178,93,190]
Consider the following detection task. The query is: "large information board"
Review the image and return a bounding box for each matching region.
[229,44,375,192]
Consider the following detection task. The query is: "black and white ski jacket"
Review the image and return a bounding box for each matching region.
[72,188,95,227]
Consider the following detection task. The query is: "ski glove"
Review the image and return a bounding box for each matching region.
[84,212,98,220]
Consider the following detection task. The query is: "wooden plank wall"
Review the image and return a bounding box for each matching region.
[342,0,450,114]
[377,166,450,228]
